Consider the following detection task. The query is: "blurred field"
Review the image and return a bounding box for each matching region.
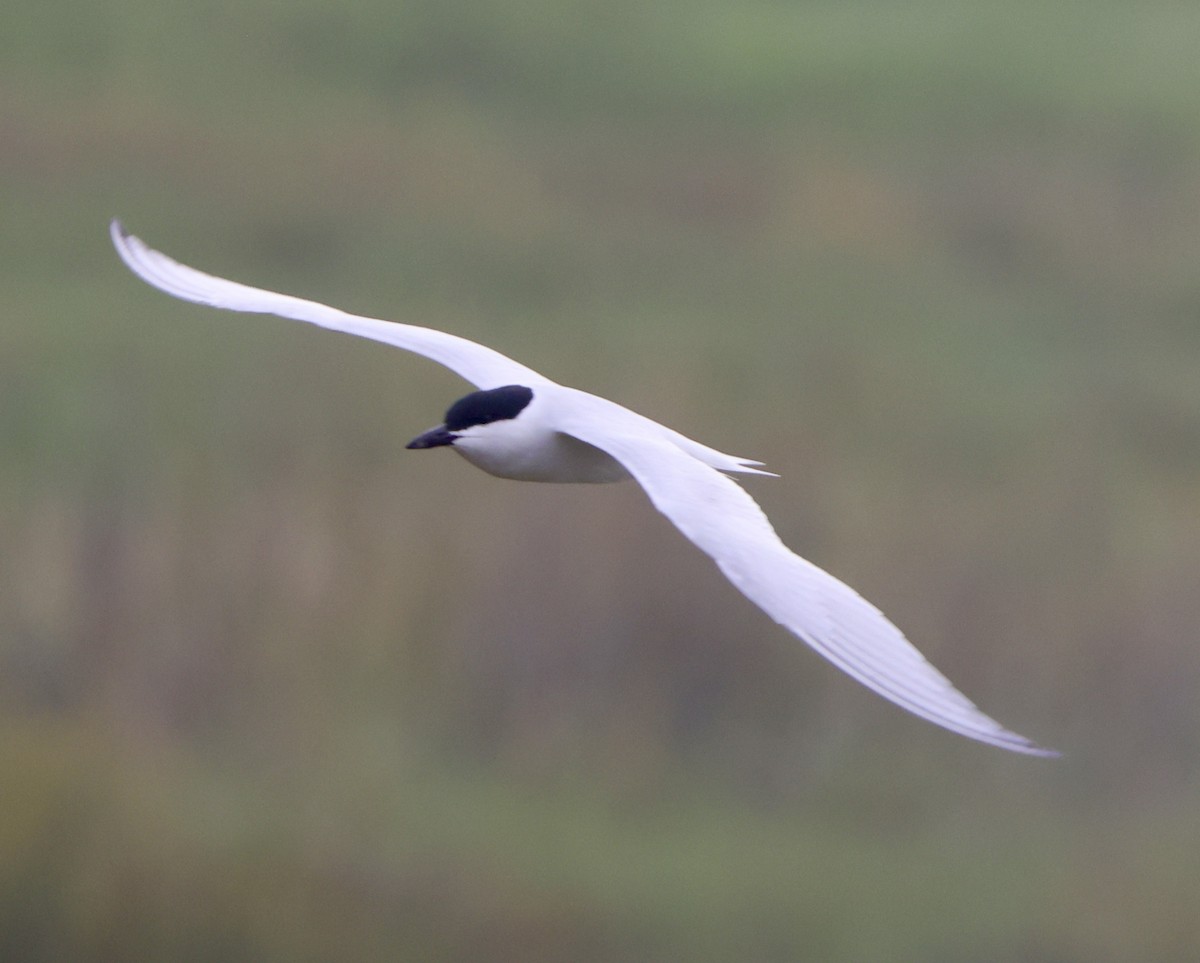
[4,1,1200,960]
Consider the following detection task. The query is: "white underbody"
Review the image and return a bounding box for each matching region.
[453,424,632,483]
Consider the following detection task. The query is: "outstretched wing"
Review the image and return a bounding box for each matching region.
[556,409,1058,756]
[110,220,555,390]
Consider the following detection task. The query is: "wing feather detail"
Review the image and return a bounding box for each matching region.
[110,220,553,390]
[558,419,1058,756]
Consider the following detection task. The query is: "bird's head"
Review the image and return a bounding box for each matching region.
[406,383,536,452]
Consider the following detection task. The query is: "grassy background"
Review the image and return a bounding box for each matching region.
[4,1,1200,959]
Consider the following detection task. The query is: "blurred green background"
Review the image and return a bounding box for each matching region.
[4,1,1200,959]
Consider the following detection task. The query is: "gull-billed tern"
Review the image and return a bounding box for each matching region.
[110,220,1058,757]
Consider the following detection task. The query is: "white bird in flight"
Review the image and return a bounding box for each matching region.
[110,220,1058,757]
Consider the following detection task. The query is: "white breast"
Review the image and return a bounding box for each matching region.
[451,419,631,483]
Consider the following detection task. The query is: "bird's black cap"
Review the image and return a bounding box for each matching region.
[443,384,534,431]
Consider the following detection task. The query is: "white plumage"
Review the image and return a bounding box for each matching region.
[111,220,1058,757]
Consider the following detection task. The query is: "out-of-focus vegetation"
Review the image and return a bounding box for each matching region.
[3,1,1200,959]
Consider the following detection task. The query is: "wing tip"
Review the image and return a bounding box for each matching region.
[963,719,1061,758]
[109,217,143,266]
[109,217,132,247]
[110,217,138,271]
[999,737,1062,759]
